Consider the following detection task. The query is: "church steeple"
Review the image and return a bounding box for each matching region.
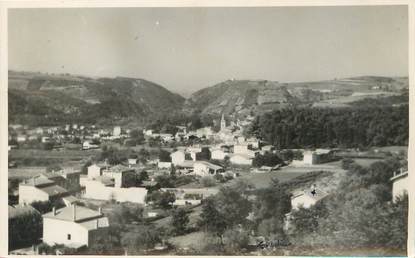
[220,113,226,131]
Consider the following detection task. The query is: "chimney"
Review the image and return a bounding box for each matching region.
[72,204,76,221]
[98,207,102,215]
[52,207,56,216]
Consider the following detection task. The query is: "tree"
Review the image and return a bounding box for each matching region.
[146,191,176,209]
[223,227,250,254]
[9,210,42,250]
[200,176,216,187]
[129,129,145,146]
[137,170,149,184]
[252,153,284,168]
[121,225,161,254]
[196,147,211,161]
[199,198,228,239]
[171,208,189,235]
[159,149,171,162]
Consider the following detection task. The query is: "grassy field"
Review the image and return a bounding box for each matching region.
[235,162,345,189]
[8,167,47,180]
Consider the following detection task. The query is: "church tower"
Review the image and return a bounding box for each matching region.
[220,113,226,131]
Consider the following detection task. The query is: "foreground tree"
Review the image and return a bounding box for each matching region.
[171,208,189,235]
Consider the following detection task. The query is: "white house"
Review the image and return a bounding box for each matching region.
[19,176,69,205]
[102,164,136,188]
[42,205,109,248]
[16,135,27,143]
[211,149,228,160]
[160,133,174,142]
[87,164,106,179]
[83,178,147,204]
[233,144,250,154]
[143,129,153,136]
[82,141,99,150]
[303,149,333,165]
[390,169,408,202]
[158,161,172,169]
[171,150,185,166]
[230,154,253,166]
[193,161,224,176]
[113,126,121,136]
[291,188,328,210]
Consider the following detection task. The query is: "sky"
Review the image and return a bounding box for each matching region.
[8,6,408,96]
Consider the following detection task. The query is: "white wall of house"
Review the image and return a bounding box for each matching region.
[234,145,249,154]
[392,175,409,201]
[43,218,89,247]
[88,165,103,179]
[211,149,227,160]
[291,194,316,210]
[158,161,172,169]
[83,180,147,204]
[171,151,185,166]
[303,152,316,165]
[230,155,252,166]
[19,185,49,205]
[102,171,124,188]
[194,163,209,176]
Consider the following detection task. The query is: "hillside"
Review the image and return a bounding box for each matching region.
[8,71,185,126]
[184,76,408,116]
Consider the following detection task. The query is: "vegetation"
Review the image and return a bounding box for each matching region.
[9,210,42,250]
[288,158,407,254]
[249,106,408,148]
[171,208,190,235]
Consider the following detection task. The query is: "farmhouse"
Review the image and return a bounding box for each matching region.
[83,177,147,203]
[193,161,224,176]
[87,164,107,179]
[291,188,328,210]
[230,154,253,166]
[390,169,408,202]
[42,205,109,248]
[102,164,136,188]
[19,176,69,205]
[171,150,185,166]
[42,169,81,193]
[158,161,172,169]
[211,149,228,160]
[303,149,334,165]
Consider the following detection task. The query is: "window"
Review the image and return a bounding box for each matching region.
[67,234,71,240]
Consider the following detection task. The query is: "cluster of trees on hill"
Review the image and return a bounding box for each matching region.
[248,106,408,149]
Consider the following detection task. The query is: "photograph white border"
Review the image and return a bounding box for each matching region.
[0,0,413,257]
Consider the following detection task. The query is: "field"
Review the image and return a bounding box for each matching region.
[235,162,346,189]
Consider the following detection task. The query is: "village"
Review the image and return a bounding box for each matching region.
[8,112,409,255]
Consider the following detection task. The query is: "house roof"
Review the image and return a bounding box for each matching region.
[230,154,252,160]
[9,205,40,219]
[105,164,134,173]
[195,161,223,170]
[43,205,103,222]
[62,195,79,204]
[390,171,408,182]
[79,217,109,230]
[39,185,68,196]
[177,160,195,168]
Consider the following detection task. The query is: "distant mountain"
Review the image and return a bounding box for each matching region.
[184,77,408,116]
[8,71,185,126]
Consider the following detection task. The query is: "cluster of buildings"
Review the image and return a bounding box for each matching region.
[8,123,128,150]
[10,167,110,250]
[81,164,147,204]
